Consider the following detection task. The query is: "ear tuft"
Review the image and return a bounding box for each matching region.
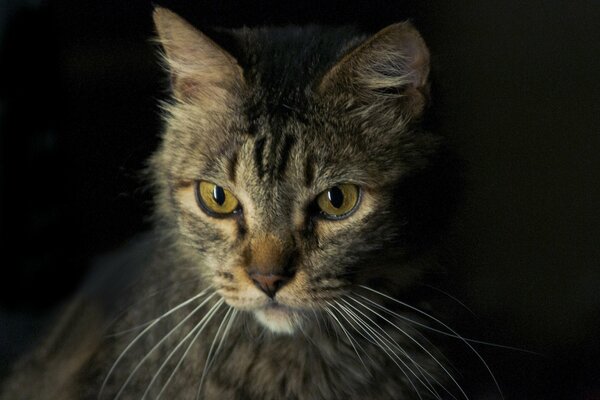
[152,7,243,103]
[320,22,430,119]
[355,23,429,94]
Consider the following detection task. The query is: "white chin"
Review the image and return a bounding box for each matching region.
[254,306,299,334]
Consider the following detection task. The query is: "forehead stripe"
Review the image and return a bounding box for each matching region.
[276,134,296,179]
[304,154,315,187]
[254,137,266,179]
[228,150,239,182]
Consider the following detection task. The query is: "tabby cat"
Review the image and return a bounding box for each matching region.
[0,6,480,400]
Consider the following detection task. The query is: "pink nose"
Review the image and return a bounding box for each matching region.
[249,272,290,298]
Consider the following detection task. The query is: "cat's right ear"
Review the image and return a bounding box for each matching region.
[153,7,244,103]
[318,22,430,120]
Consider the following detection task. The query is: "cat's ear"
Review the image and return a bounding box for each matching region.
[153,7,244,103]
[319,22,430,119]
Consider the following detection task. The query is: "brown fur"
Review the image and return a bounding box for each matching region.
[1,6,462,400]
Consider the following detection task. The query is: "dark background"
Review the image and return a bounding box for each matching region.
[1,0,599,398]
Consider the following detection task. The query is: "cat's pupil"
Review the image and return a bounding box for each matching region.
[327,187,344,208]
[213,186,226,206]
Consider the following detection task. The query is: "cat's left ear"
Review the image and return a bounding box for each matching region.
[319,22,430,120]
[153,7,244,104]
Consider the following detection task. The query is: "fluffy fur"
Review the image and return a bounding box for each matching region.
[0,7,468,400]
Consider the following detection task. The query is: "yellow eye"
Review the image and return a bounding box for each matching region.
[316,184,360,219]
[195,181,240,216]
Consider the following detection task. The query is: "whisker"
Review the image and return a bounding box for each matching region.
[421,284,476,316]
[143,298,225,400]
[98,288,211,399]
[329,302,378,366]
[341,299,450,400]
[154,304,223,399]
[352,301,457,373]
[351,294,468,400]
[106,320,157,339]
[105,280,206,338]
[358,285,503,399]
[324,302,369,373]
[366,294,536,354]
[196,306,236,399]
[215,309,238,364]
[338,301,442,397]
[334,301,426,400]
[342,297,455,400]
[113,293,219,400]
[240,312,252,337]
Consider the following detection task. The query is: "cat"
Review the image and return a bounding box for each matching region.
[0,6,476,400]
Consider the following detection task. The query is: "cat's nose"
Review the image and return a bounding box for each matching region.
[249,272,290,298]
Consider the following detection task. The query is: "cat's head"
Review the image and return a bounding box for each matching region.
[151,7,444,334]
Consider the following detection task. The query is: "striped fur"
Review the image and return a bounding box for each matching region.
[1,7,467,400]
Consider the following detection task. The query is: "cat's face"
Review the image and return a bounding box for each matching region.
[152,9,437,334]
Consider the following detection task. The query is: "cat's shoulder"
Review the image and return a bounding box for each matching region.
[0,233,161,400]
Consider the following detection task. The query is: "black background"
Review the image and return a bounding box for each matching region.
[1,1,599,398]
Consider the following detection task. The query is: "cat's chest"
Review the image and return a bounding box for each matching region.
[85,314,429,400]
[199,332,414,400]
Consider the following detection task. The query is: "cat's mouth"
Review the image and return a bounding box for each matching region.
[252,301,302,334]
